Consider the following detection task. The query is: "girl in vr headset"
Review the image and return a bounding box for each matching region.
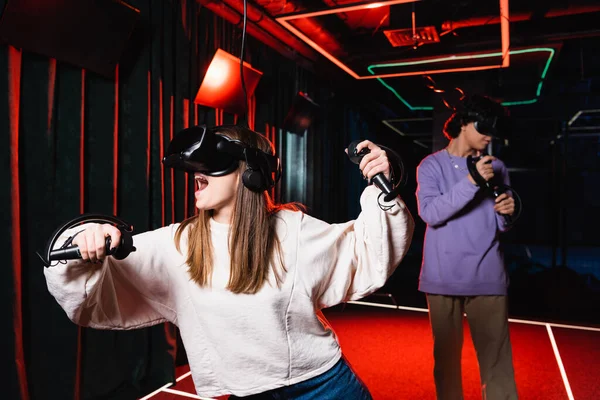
[44,124,414,399]
[416,95,518,399]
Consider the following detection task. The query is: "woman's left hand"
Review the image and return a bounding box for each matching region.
[348,140,391,181]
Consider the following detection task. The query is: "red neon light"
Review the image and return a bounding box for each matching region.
[367,65,500,79]
[147,72,151,187]
[183,98,189,218]
[277,0,510,79]
[80,70,85,214]
[170,95,175,224]
[501,0,510,67]
[48,59,56,136]
[159,79,165,227]
[278,0,416,19]
[113,65,119,215]
[9,44,30,400]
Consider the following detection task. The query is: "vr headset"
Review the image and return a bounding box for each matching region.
[162,125,281,192]
[472,113,501,138]
[454,111,511,140]
[460,96,510,140]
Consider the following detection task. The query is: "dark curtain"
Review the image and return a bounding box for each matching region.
[2,1,400,399]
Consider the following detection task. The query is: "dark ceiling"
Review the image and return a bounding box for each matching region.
[210,0,597,114]
[211,0,600,151]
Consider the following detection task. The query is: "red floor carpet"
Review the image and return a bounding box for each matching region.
[143,303,600,400]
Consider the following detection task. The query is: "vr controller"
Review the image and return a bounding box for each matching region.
[346,140,405,203]
[39,214,136,267]
[466,153,496,189]
[466,153,517,225]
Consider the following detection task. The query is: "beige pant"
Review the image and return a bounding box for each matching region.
[426,294,518,400]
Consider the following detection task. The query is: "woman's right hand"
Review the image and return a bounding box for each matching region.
[72,223,122,263]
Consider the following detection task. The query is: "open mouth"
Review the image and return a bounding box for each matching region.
[195,174,208,191]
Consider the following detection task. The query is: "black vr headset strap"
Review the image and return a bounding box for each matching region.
[216,137,281,191]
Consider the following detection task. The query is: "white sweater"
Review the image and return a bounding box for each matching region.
[44,185,414,398]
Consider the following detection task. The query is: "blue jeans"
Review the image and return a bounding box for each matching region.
[229,357,372,400]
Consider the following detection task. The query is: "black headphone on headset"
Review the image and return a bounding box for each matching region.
[215,136,281,192]
[162,125,281,193]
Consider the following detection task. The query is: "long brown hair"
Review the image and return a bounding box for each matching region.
[174,125,302,294]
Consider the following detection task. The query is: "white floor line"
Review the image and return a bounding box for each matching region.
[347,301,399,310]
[396,305,430,313]
[176,370,193,382]
[347,300,600,331]
[539,320,600,332]
[546,324,575,400]
[161,387,207,399]
[138,382,173,400]
[348,300,429,313]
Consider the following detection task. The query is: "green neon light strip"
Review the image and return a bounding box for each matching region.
[368,48,555,111]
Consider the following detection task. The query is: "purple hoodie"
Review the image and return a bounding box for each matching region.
[416,149,511,296]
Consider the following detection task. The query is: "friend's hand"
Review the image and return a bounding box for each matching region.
[71,223,122,263]
[494,193,515,216]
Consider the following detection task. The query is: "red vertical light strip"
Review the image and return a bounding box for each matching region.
[159,80,165,226]
[183,99,189,218]
[500,0,510,67]
[193,103,198,217]
[265,122,271,198]
[80,70,86,214]
[170,95,175,223]
[181,0,189,39]
[147,72,151,184]
[75,337,83,398]
[75,68,86,400]
[113,65,119,216]
[249,95,255,130]
[271,125,276,200]
[8,45,30,400]
[47,59,56,135]
[183,99,189,127]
